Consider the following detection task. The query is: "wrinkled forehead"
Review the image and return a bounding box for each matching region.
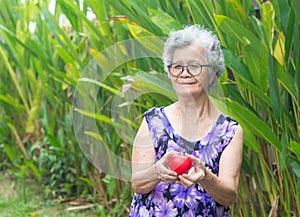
[172,41,206,63]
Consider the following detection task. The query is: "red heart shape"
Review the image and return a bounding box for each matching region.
[169,155,192,175]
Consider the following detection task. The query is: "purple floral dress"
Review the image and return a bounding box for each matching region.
[129,107,239,217]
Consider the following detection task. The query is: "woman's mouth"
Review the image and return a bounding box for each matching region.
[178,81,197,85]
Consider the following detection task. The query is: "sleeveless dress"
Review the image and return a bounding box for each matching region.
[129,107,239,217]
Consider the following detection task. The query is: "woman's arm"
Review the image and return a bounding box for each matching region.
[131,118,178,194]
[178,125,244,206]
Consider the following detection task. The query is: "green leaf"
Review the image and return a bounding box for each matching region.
[215,15,258,46]
[290,140,300,161]
[277,0,291,32]
[226,98,282,151]
[225,84,255,113]
[223,49,271,108]
[261,2,275,50]
[274,56,297,102]
[106,177,116,198]
[25,81,43,134]
[84,131,104,142]
[215,15,269,92]
[243,128,260,153]
[186,0,216,28]
[47,134,62,148]
[225,0,248,27]
[131,72,177,101]
[0,24,34,59]
[158,1,186,24]
[109,0,161,34]
[0,94,25,110]
[54,44,76,66]
[242,44,269,92]
[148,8,182,35]
[290,160,300,178]
[40,7,82,68]
[25,160,41,180]
[223,48,254,83]
[57,0,81,32]
[273,31,286,66]
[268,54,281,122]
[285,6,295,60]
[3,144,16,163]
[74,108,113,125]
[126,22,154,38]
[79,77,121,96]
[78,177,94,187]
[84,0,107,20]
[296,53,300,98]
[0,46,30,113]
[25,38,49,67]
[291,0,300,25]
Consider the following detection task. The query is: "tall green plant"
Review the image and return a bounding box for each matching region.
[106,0,300,216]
[213,1,299,215]
[0,0,94,198]
[1,0,299,216]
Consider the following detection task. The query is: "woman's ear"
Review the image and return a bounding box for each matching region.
[211,41,221,54]
[208,69,217,89]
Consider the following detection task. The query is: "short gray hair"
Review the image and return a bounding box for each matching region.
[162,25,224,79]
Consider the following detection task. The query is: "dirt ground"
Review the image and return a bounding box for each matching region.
[0,172,18,201]
[0,171,101,217]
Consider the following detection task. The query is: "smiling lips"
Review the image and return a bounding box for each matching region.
[178,81,197,85]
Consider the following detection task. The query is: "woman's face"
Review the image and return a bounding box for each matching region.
[170,41,212,100]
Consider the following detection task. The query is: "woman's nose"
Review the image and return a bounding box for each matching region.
[180,66,191,77]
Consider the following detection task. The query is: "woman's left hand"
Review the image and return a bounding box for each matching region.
[176,154,207,188]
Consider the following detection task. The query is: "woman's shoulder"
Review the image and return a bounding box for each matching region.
[163,103,176,111]
[144,104,176,116]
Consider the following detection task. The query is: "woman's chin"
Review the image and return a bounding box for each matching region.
[176,91,204,100]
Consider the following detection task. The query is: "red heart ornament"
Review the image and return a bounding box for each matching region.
[169,155,192,175]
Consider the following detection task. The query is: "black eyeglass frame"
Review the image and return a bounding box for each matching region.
[167,63,211,77]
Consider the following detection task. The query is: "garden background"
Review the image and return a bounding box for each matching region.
[0,0,299,216]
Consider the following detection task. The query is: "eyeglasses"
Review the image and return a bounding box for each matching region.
[167,63,211,77]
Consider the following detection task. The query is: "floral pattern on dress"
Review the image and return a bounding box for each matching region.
[130,107,239,217]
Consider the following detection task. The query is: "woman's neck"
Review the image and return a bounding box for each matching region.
[175,94,219,124]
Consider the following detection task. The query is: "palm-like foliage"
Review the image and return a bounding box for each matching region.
[0,0,299,216]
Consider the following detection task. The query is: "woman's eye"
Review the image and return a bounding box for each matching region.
[189,65,200,69]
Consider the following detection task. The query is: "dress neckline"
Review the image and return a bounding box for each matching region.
[160,106,223,143]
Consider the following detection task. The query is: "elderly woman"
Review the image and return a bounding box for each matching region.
[129,25,244,217]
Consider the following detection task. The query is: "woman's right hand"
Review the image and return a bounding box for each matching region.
[154,151,179,183]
